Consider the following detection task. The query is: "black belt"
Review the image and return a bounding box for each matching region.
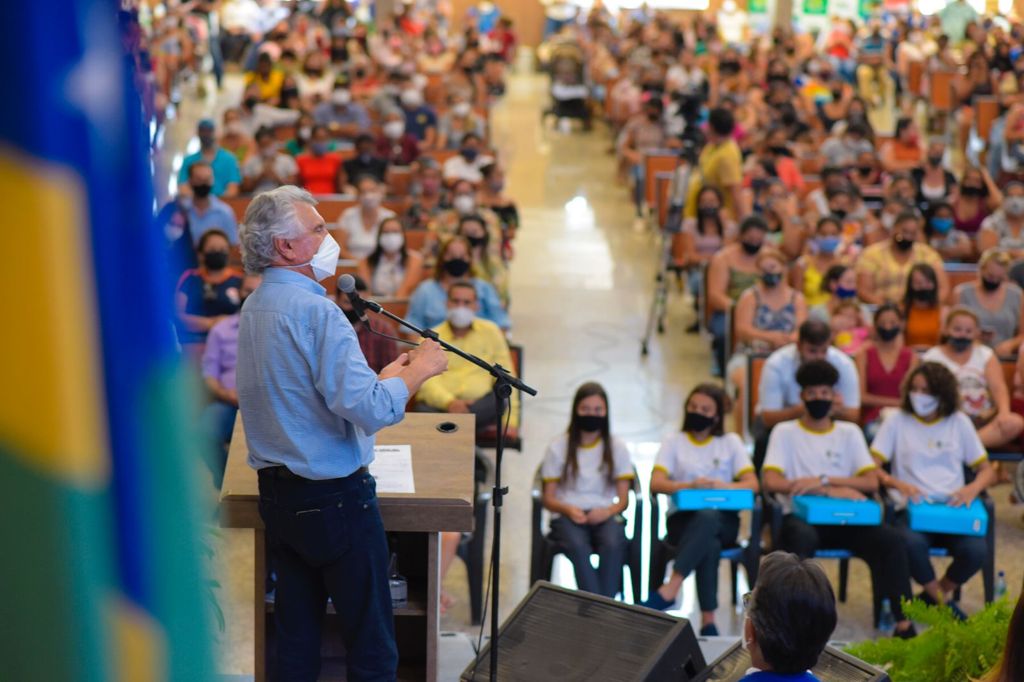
[262,465,368,481]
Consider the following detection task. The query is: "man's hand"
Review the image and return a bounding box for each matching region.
[447,399,471,413]
[586,507,613,524]
[566,506,588,525]
[223,388,239,407]
[692,477,727,489]
[790,476,824,495]
[378,352,411,381]
[827,486,866,501]
[892,479,923,503]
[408,339,448,378]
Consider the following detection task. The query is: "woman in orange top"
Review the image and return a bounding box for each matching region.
[880,117,923,173]
[903,263,944,349]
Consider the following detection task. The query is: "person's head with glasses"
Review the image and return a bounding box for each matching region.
[743,552,837,676]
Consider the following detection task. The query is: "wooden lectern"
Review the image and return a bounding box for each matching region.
[220,413,476,681]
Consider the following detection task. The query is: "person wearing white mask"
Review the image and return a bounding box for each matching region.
[437,94,486,150]
[313,85,371,140]
[737,552,837,682]
[236,185,448,681]
[400,86,438,149]
[442,132,494,184]
[871,362,996,620]
[978,182,1024,260]
[375,109,421,166]
[357,217,425,298]
[336,175,396,260]
[414,280,519,437]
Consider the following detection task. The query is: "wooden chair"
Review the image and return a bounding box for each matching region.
[530,467,645,603]
[907,60,924,98]
[643,150,680,211]
[745,354,770,450]
[654,170,675,230]
[422,149,459,167]
[386,166,414,196]
[404,229,429,254]
[976,97,1001,144]
[930,70,957,113]
[323,260,360,296]
[274,122,297,142]
[945,263,978,304]
[371,297,410,322]
[224,195,251,222]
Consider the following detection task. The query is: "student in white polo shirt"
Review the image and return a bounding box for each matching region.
[763,359,917,638]
[541,382,635,598]
[643,384,759,635]
[871,361,996,619]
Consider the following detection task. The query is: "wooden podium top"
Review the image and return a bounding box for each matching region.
[220,413,476,533]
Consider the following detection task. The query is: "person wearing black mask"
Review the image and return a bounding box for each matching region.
[539,382,633,599]
[903,263,943,348]
[763,359,918,638]
[332,274,399,373]
[159,161,239,277]
[406,236,510,331]
[619,97,670,222]
[855,303,917,439]
[856,210,948,305]
[177,118,242,198]
[954,249,1024,355]
[174,229,243,344]
[644,383,758,633]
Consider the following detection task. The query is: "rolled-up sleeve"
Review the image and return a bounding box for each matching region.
[313,307,409,432]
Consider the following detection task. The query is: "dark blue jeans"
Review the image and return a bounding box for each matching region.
[665,509,739,612]
[258,469,397,682]
[894,511,987,587]
[549,515,627,598]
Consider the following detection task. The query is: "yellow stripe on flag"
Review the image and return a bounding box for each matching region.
[0,148,108,487]
[109,595,167,682]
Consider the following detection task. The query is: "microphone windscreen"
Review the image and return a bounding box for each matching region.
[337,273,356,294]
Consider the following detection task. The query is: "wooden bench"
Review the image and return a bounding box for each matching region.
[654,170,674,230]
[976,96,1000,144]
[930,70,957,113]
[644,150,680,211]
[945,263,977,304]
[745,353,770,444]
[225,195,406,223]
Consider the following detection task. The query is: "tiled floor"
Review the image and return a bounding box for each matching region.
[162,67,1024,678]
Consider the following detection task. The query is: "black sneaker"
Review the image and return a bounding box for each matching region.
[699,623,719,637]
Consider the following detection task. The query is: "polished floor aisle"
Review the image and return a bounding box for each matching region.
[186,69,1024,677]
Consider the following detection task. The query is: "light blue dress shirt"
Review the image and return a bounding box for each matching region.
[756,344,861,415]
[407,278,510,331]
[236,268,409,479]
[178,147,242,197]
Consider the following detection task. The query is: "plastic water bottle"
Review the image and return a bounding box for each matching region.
[878,598,895,635]
[996,571,1008,600]
[388,552,408,610]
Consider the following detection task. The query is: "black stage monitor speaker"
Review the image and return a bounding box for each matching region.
[693,641,890,682]
[460,581,706,681]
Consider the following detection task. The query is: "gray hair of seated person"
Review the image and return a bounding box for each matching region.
[240,186,317,274]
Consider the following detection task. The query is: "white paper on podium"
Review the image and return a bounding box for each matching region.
[370,444,415,493]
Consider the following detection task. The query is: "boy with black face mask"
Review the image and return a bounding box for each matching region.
[762,359,917,638]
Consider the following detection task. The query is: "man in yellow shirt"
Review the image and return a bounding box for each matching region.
[244,52,285,104]
[856,210,948,304]
[416,281,520,436]
[687,107,743,220]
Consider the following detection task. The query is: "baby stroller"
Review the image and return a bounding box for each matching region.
[543,41,592,130]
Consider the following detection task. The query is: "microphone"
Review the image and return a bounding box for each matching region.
[337,274,368,323]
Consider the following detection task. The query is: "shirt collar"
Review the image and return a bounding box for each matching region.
[262,267,327,296]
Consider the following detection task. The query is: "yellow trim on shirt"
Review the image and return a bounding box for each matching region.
[686,432,714,446]
[616,473,636,480]
[541,477,560,483]
[912,414,943,426]
[653,464,671,474]
[969,453,989,469]
[870,448,890,463]
[797,420,835,435]
[763,465,785,475]
[734,466,755,479]
[855,464,878,476]
[579,438,602,450]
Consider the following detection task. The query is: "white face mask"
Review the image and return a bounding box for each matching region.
[401,89,424,108]
[453,195,476,215]
[453,102,472,117]
[360,192,383,209]
[447,305,476,329]
[910,392,939,418]
[379,232,404,254]
[293,233,340,281]
[881,212,897,230]
[383,121,405,139]
[331,89,352,106]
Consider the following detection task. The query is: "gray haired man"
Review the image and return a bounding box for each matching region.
[236,186,448,681]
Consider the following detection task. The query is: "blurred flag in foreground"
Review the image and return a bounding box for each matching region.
[0,1,213,679]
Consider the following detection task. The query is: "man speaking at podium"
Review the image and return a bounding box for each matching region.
[236,186,448,681]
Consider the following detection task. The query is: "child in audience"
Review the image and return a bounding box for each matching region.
[762,359,916,637]
[871,362,996,618]
[830,301,869,355]
[540,382,634,599]
[809,264,858,322]
[644,384,758,635]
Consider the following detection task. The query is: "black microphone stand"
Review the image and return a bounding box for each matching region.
[357,293,537,681]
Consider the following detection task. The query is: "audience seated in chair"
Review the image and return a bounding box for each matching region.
[855,303,918,439]
[175,229,244,344]
[539,382,633,599]
[333,275,400,374]
[356,217,425,298]
[871,361,997,618]
[407,237,509,331]
[762,359,916,637]
[336,175,397,260]
[643,383,758,635]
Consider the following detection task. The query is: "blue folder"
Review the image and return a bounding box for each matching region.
[673,489,754,511]
[792,495,881,526]
[908,498,988,537]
